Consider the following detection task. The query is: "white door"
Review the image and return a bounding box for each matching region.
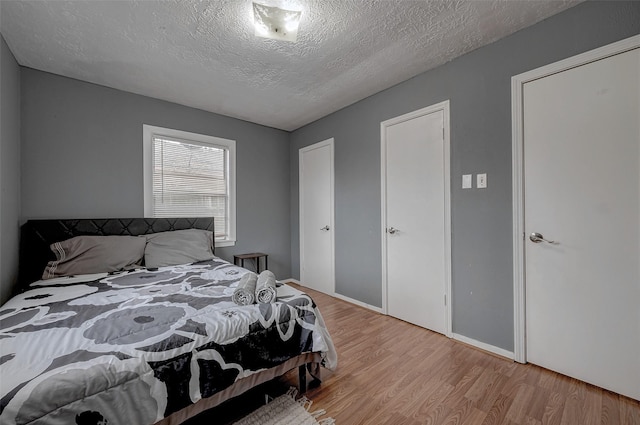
[299,139,335,295]
[523,47,640,400]
[382,103,450,334]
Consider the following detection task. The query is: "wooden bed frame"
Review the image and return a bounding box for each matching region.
[16,217,319,424]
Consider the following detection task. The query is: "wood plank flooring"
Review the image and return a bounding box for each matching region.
[191,284,640,425]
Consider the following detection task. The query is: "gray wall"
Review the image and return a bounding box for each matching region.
[20,69,292,278]
[0,33,21,304]
[290,1,640,351]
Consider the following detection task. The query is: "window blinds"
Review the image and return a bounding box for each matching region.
[152,137,228,238]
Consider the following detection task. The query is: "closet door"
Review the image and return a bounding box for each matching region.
[299,139,335,295]
[382,103,450,334]
[523,47,640,400]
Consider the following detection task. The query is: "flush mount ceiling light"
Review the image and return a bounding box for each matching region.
[252,2,302,42]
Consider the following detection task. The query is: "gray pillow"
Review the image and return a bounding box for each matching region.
[143,229,214,268]
[43,235,146,279]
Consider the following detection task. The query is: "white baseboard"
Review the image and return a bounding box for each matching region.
[282,278,384,314]
[285,280,514,359]
[330,292,384,313]
[282,278,301,285]
[452,333,514,360]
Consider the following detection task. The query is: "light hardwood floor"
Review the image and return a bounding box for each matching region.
[195,284,640,425]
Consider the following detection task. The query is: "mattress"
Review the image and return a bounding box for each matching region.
[0,257,337,425]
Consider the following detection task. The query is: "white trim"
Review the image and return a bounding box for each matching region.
[380,100,452,338]
[215,240,236,248]
[511,74,526,364]
[380,124,387,314]
[142,124,236,247]
[282,278,302,285]
[283,278,384,313]
[331,291,384,314]
[452,333,514,360]
[142,125,154,217]
[226,140,237,247]
[511,35,640,364]
[442,104,452,339]
[299,138,336,297]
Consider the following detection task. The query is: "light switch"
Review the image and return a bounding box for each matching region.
[477,173,487,189]
[462,174,472,189]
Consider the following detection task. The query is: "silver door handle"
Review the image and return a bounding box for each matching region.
[320,225,330,231]
[529,232,557,244]
[387,227,399,235]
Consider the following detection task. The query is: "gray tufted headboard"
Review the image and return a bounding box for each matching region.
[18,217,214,289]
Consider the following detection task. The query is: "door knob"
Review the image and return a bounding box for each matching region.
[529,232,557,244]
[387,227,399,235]
[320,225,330,231]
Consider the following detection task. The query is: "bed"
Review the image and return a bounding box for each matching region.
[0,218,337,425]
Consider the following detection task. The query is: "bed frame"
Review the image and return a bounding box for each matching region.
[16,217,317,423]
[18,217,215,289]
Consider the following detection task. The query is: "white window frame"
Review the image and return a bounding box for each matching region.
[143,124,236,247]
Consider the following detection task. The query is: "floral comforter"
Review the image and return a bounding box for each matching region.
[0,258,337,425]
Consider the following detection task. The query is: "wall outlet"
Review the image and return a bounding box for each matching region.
[462,174,472,189]
[477,173,487,189]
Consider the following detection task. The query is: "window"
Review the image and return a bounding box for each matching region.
[143,125,236,246]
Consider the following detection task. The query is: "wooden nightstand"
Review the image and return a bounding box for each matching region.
[233,252,268,273]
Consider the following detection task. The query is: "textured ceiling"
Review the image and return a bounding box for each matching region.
[1,0,581,131]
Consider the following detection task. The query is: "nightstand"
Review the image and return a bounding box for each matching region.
[233,252,268,273]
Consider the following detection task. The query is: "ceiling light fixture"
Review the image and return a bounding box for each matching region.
[252,2,302,42]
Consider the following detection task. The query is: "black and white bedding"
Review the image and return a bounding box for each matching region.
[0,258,337,425]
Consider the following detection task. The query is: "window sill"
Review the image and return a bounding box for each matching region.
[215,240,236,248]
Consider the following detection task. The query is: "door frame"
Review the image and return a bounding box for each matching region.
[511,35,640,363]
[380,100,452,338]
[299,138,336,295]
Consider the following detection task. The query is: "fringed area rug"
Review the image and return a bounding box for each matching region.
[232,388,335,425]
